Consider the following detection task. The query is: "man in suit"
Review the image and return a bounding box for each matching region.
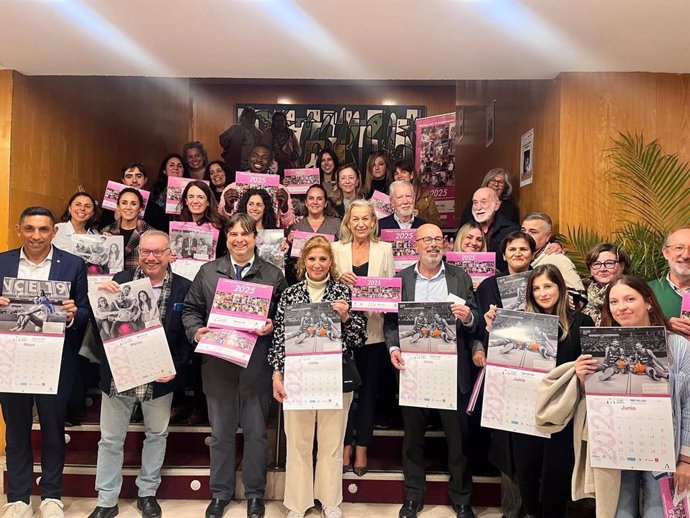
[182,213,288,518]
[87,230,192,518]
[384,223,479,518]
[378,181,426,231]
[0,207,90,518]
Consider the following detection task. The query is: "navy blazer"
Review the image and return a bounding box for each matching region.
[0,247,90,393]
[383,263,479,395]
[378,214,426,232]
[94,269,192,399]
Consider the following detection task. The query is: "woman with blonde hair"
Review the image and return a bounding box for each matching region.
[330,164,366,218]
[453,222,487,253]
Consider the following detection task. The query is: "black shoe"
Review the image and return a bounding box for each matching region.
[453,504,476,518]
[246,498,265,518]
[399,500,424,518]
[137,496,162,518]
[88,506,119,518]
[205,498,231,518]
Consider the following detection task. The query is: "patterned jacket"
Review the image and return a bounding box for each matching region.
[269,278,367,373]
[101,218,154,271]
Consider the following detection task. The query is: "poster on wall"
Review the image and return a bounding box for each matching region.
[486,102,495,148]
[520,129,534,187]
[415,112,457,229]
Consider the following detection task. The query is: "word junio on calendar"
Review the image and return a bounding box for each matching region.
[381,229,419,272]
[89,278,175,393]
[398,302,458,410]
[101,181,149,216]
[291,231,335,258]
[482,309,559,437]
[208,278,273,332]
[370,190,394,220]
[283,167,320,195]
[497,271,531,311]
[0,278,71,394]
[169,222,219,281]
[196,328,258,368]
[351,277,402,313]
[582,326,675,471]
[283,303,343,410]
[166,177,209,214]
[446,251,496,286]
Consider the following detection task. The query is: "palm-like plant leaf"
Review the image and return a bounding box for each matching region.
[563,225,605,278]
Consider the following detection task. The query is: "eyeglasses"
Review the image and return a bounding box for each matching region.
[139,248,169,257]
[664,244,690,256]
[416,236,444,245]
[590,260,620,270]
[488,179,505,186]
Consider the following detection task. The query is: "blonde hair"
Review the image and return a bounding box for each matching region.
[339,199,380,244]
[453,222,487,252]
[362,152,393,195]
[295,236,340,280]
[330,164,365,205]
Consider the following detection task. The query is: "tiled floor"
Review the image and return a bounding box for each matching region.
[16,497,502,517]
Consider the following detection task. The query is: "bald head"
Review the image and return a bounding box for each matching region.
[472,187,500,224]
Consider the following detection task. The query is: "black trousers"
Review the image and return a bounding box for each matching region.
[401,393,472,505]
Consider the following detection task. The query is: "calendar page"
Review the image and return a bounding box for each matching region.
[398,302,458,410]
[284,168,320,195]
[381,229,419,272]
[497,271,531,311]
[582,326,675,471]
[0,278,70,394]
[169,222,219,281]
[446,252,496,285]
[370,190,394,220]
[257,229,286,272]
[102,181,149,216]
[232,171,281,216]
[207,278,273,332]
[69,235,125,276]
[481,309,559,437]
[89,278,175,392]
[351,277,401,313]
[196,328,257,368]
[283,303,343,410]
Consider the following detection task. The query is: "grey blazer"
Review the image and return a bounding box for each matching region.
[383,263,479,394]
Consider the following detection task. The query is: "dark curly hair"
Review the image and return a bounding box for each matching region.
[236,188,278,230]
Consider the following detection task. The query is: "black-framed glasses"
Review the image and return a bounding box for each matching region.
[139,248,170,258]
[416,236,444,245]
[590,260,620,270]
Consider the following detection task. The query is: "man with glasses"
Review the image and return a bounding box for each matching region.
[384,224,479,518]
[379,181,426,230]
[470,187,518,272]
[650,226,690,338]
[88,230,192,518]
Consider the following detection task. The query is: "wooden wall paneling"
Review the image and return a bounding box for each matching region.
[0,70,14,250]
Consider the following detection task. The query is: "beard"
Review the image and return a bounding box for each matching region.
[472,208,495,224]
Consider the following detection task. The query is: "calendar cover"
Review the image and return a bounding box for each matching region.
[89,278,175,392]
[170,222,219,281]
[582,326,675,471]
[0,278,71,394]
[682,293,689,319]
[482,309,559,437]
[102,181,149,216]
[284,168,320,195]
[370,190,394,220]
[398,302,458,410]
[232,171,281,215]
[283,303,343,410]
[290,231,335,258]
[195,328,258,368]
[446,252,496,285]
[660,476,689,518]
[70,235,125,275]
[208,278,273,332]
[257,229,286,271]
[381,229,419,272]
[351,277,402,312]
[497,271,531,311]
[165,177,209,214]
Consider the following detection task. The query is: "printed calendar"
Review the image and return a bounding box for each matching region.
[196,328,257,368]
[381,229,419,271]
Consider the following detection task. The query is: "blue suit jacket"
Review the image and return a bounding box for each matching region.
[0,246,90,394]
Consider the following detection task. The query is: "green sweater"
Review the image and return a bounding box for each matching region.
[649,278,681,318]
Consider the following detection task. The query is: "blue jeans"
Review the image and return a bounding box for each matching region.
[95,392,173,507]
[615,470,663,518]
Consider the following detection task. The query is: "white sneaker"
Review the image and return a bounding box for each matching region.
[39,499,64,518]
[1,501,33,518]
[287,511,305,518]
[322,505,343,518]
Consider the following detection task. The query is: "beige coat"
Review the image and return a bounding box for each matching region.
[332,240,394,344]
[535,362,620,518]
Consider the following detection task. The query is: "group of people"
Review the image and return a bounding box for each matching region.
[0,120,688,518]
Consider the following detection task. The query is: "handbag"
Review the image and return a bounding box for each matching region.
[342,352,361,393]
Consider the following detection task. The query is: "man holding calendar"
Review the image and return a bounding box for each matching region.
[182,213,288,518]
[384,223,479,518]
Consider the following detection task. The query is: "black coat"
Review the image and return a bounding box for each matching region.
[459,198,520,227]
[377,214,426,231]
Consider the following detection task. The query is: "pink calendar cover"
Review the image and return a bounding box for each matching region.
[196,328,258,368]
[88,278,175,392]
[291,231,335,258]
[381,229,419,272]
[682,293,690,319]
[0,278,71,394]
[466,367,485,415]
[208,278,273,332]
[446,252,496,283]
[232,171,282,216]
[351,277,402,312]
[370,190,394,220]
[284,168,320,195]
[102,180,150,216]
[169,222,219,281]
[166,177,209,214]
[660,476,690,518]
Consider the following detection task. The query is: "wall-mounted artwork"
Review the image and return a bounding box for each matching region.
[237,104,426,172]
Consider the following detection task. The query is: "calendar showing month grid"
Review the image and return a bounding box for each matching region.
[481,365,549,437]
[586,395,675,471]
[0,333,64,394]
[399,353,457,410]
[283,353,342,410]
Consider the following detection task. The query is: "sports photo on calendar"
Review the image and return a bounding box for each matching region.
[284,302,342,355]
[581,326,669,396]
[397,301,457,353]
[486,309,559,372]
[497,271,531,311]
[0,278,70,335]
